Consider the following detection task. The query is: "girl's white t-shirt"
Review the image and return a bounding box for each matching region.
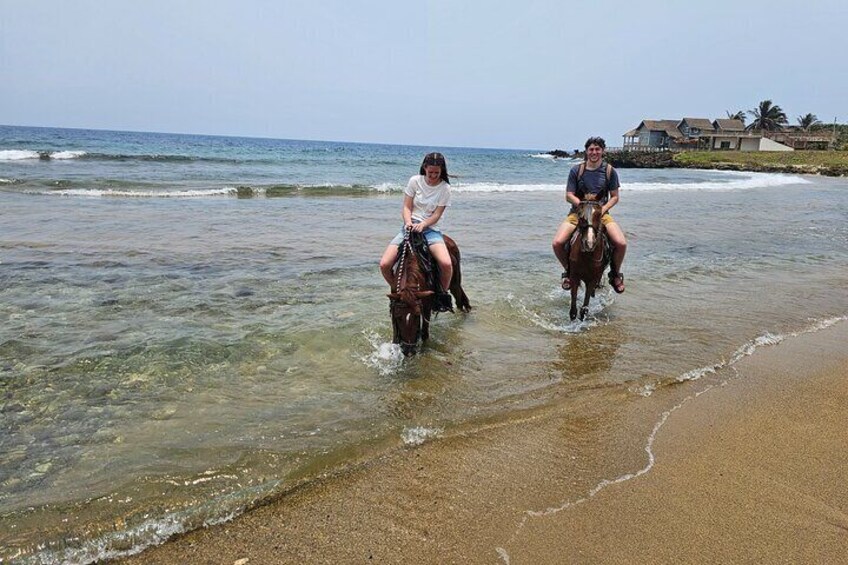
[404,175,451,227]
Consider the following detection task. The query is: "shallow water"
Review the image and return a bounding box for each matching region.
[2,126,847,563]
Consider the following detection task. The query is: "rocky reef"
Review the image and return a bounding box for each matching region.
[565,150,848,177]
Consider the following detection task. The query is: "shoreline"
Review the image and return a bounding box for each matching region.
[121,320,848,564]
[547,149,848,176]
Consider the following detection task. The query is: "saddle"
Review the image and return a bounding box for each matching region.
[407,231,443,293]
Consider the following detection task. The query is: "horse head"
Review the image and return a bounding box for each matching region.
[387,243,434,356]
[577,199,603,252]
[388,288,434,356]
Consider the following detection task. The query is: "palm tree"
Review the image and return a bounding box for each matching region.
[725,110,746,125]
[746,100,788,131]
[797,113,820,131]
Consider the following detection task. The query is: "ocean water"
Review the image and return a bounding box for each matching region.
[1,125,847,563]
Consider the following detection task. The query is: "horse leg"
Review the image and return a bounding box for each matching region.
[569,283,579,320]
[579,288,591,320]
[444,235,472,312]
[422,303,432,344]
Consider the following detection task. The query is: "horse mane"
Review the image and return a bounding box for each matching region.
[394,237,430,311]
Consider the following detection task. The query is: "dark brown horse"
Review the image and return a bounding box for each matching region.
[567,199,609,321]
[387,232,471,355]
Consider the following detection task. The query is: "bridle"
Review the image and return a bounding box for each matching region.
[390,299,426,349]
[577,201,604,253]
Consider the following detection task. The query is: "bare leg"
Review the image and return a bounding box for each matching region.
[552,219,576,272]
[428,242,453,291]
[605,221,627,293]
[379,244,399,289]
[605,222,627,275]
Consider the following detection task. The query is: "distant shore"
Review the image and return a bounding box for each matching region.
[548,149,848,176]
[121,322,848,564]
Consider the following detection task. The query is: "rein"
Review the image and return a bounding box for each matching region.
[394,227,412,291]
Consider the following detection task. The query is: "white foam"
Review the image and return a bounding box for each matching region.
[511,290,611,333]
[360,330,404,376]
[529,153,579,163]
[50,150,87,159]
[0,149,40,160]
[625,171,810,192]
[676,363,720,383]
[631,382,658,397]
[429,171,808,194]
[28,187,240,198]
[0,178,16,184]
[674,317,848,385]
[530,153,556,160]
[453,182,562,193]
[25,512,188,565]
[370,182,402,192]
[401,426,443,446]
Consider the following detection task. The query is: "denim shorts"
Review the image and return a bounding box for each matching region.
[389,225,445,246]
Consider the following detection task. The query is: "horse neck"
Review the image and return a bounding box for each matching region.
[397,247,427,294]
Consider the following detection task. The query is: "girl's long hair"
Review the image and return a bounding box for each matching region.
[419,152,450,184]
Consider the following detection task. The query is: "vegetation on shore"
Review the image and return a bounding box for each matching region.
[605,150,848,176]
[549,97,848,175]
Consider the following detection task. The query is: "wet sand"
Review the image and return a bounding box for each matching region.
[122,322,848,564]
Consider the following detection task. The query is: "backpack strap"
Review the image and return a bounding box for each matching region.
[577,162,614,201]
[578,162,612,183]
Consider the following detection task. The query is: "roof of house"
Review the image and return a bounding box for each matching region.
[637,120,683,139]
[680,118,715,131]
[713,119,746,131]
[623,117,754,138]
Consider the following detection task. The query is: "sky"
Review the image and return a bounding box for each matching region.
[2,0,846,150]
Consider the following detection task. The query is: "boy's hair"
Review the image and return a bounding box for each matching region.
[584,136,606,150]
[420,152,450,184]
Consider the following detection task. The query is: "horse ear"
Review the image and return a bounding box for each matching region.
[387,293,400,300]
[416,290,435,298]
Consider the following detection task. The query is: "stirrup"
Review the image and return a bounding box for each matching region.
[561,272,571,290]
[435,292,453,313]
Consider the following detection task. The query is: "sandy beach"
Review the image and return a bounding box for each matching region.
[119,321,848,564]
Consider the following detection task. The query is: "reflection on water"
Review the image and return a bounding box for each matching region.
[553,323,623,382]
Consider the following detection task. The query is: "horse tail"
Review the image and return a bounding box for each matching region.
[443,235,472,312]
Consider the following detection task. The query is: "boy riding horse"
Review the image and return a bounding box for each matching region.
[552,136,627,294]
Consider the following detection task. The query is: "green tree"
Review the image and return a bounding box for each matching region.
[746,100,788,131]
[797,113,820,131]
[725,110,746,125]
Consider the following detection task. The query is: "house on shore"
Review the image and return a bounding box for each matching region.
[622,118,834,152]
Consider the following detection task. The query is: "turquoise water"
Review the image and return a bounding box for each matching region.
[2,126,847,563]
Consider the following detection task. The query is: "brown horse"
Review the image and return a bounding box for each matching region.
[387,231,471,355]
[567,199,609,321]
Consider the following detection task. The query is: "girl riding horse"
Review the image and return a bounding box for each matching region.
[380,152,455,312]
